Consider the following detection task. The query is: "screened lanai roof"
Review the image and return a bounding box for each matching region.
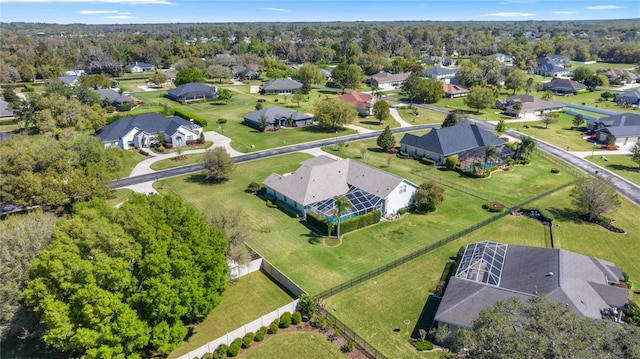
[307,185,383,220]
[456,241,507,286]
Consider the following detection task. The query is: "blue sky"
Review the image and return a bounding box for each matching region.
[0,0,638,24]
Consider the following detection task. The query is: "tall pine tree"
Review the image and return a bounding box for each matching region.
[376,125,396,152]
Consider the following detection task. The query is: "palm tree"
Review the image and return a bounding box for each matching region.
[333,196,353,239]
[517,136,536,160]
[484,145,497,164]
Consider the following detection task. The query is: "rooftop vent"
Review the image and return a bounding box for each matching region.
[547,272,554,276]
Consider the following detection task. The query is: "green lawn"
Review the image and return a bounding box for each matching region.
[238,332,346,359]
[569,62,636,70]
[395,106,446,125]
[106,188,134,207]
[168,270,294,359]
[150,153,205,170]
[552,91,625,112]
[588,154,640,186]
[516,112,595,151]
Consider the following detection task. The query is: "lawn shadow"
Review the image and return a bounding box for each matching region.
[184,173,222,185]
[318,89,341,95]
[410,295,442,339]
[607,164,639,173]
[548,207,583,224]
[367,147,386,153]
[359,120,382,126]
[299,224,324,245]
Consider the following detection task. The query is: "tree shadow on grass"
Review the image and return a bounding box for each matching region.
[184,173,225,185]
[606,164,640,173]
[359,120,381,126]
[410,295,442,339]
[547,207,583,224]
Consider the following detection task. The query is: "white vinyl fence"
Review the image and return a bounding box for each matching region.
[228,257,263,280]
[178,300,299,359]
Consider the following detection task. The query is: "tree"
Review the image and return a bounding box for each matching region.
[584,74,609,90]
[331,62,364,93]
[415,181,445,213]
[78,74,110,89]
[291,89,306,109]
[216,88,233,104]
[442,111,466,128]
[464,86,496,114]
[295,63,325,93]
[208,209,252,266]
[376,125,396,152]
[572,114,585,129]
[258,114,269,132]
[601,91,615,101]
[572,66,595,83]
[314,98,355,130]
[484,145,497,164]
[333,196,353,239]
[457,297,640,359]
[207,64,231,83]
[516,135,536,161]
[525,77,535,94]
[505,69,527,94]
[401,73,423,107]
[455,60,482,87]
[150,71,168,86]
[416,78,445,104]
[174,68,205,86]
[542,90,554,100]
[571,174,621,221]
[496,119,507,133]
[298,293,317,317]
[373,99,390,124]
[631,141,640,169]
[541,112,558,129]
[445,156,458,170]
[22,195,229,358]
[202,147,236,182]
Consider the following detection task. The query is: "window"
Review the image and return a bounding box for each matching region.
[187,135,193,141]
[399,185,407,193]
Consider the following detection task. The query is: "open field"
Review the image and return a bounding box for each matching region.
[516,112,596,151]
[394,106,447,125]
[554,91,627,111]
[238,332,347,359]
[168,270,294,359]
[569,62,636,70]
[150,153,205,170]
[588,154,640,186]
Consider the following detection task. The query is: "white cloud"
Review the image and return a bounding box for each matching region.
[552,11,577,14]
[0,0,172,4]
[261,7,290,12]
[78,10,117,14]
[105,15,136,19]
[586,5,622,10]
[481,12,536,17]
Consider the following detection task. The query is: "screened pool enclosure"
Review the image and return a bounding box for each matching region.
[306,185,383,223]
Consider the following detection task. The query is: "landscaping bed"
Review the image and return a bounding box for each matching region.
[577,214,625,234]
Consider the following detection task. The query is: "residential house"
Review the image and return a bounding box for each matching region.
[243,106,314,131]
[614,89,640,106]
[0,100,14,118]
[399,123,510,166]
[95,112,202,149]
[542,78,588,95]
[262,78,303,94]
[496,94,564,118]
[93,88,135,106]
[167,83,217,102]
[443,83,469,98]
[587,113,640,146]
[489,53,513,65]
[58,75,81,86]
[422,56,456,67]
[603,69,639,85]
[423,66,458,83]
[367,71,410,90]
[232,65,259,80]
[128,61,155,73]
[534,56,571,77]
[337,91,375,116]
[263,155,418,220]
[320,69,332,81]
[435,241,629,331]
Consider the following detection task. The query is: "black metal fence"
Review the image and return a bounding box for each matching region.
[533,149,585,178]
[320,309,389,359]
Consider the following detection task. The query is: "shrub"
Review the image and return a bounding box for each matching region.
[344,341,356,352]
[275,200,300,218]
[411,340,434,351]
[217,118,227,124]
[314,315,327,331]
[397,207,409,215]
[551,168,561,174]
[306,211,331,236]
[246,182,263,193]
[483,201,505,212]
[332,210,381,235]
[227,339,241,357]
[254,327,267,341]
[279,312,292,328]
[266,200,278,208]
[242,333,254,348]
[201,353,212,359]
[396,151,411,159]
[105,106,116,113]
[117,103,133,112]
[213,344,228,359]
[172,108,208,127]
[138,149,149,156]
[445,156,458,170]
[23,84,35,92]
[268,320,279,334]
[420,157,436,166]
[255,102,264,110]
[298,293,318,317]
[292,311,302,325]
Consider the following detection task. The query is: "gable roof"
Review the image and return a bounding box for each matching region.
[95,112,201,142]
[0,100,14,118]
[93,88,135,103]
[498,95,564,112]
[435,242,628,329]
[542,78,588,91]
[338,92,374,110]
[244,106,312,124]
[615,89,640,102]
[590,113,640,137]
[128,61,154,70]
[424,66,458,78]
[263,78,303,91]
[368,71,410,84]
[263,155,410,206]
[167,83,217,98]
[603,69,639,82]
[58,75,80,85]
[400,123,505,157]
[443,83,469,95]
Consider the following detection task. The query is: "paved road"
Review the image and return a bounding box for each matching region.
[110,124,438,189]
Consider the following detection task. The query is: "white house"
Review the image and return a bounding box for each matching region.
[367,71,410,90]
[263,156,417,220]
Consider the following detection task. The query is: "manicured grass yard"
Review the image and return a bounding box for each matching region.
[106,188,134,207]
[395,106,446,125]
[237,332,346,359]
[168,270,294,359]
[516,112,596,151]
[588,154,640,186]
[569,61,636,70]
[553,91,626,112]
[150,153,205,170]
[115,148,147,178]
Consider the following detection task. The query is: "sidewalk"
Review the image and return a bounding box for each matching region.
[344,124,377,134]
[390,105,412,127]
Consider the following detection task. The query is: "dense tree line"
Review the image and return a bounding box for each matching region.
[22,194,229,358]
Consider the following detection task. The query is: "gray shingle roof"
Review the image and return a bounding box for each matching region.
[591,113,640,137]
[497,95,564,112]
[262,78,303,91]
[423,66,458,78]
[368,71,410,84]
[93,88,134,104]
[95,112,200,142]
[435,242,628,329]
[0,100,14,118]
[542,78,588,92]
[244,106,312,125]
[400,123,505,157]
[263,155,409,206]
[167,83,217,99]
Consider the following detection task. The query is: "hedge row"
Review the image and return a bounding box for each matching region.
[306,211,331,236]
[332,210,381,236]
[275,200,300,218]
[172,107,208,127]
